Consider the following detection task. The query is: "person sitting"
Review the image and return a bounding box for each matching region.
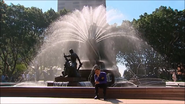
[94,66,107,100]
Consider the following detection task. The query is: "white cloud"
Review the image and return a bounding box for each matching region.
[106,8,128,25]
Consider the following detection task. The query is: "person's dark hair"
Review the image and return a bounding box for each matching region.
[69,49,73,53]
[93,65,100,71]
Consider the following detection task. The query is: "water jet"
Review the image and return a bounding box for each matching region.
[1,5,185,101]
[33,5,142,86]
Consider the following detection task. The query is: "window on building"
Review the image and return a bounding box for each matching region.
[96,0,103,2]
[73,2,79,4]
[59,2,65,5]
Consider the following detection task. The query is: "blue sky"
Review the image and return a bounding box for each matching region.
[4,0,184,25]
[3,0,184,76]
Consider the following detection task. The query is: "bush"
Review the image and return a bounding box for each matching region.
[15,63,27,73]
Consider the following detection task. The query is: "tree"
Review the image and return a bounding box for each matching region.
[133,6,185,66]
[0,3,68,81]
[111,20,169,79]
[0,3,46,79]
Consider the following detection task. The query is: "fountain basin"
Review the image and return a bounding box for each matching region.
[0,87,184,100]
[0,82,17,86]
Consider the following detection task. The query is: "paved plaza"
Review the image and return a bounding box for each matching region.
[1,97,184,104]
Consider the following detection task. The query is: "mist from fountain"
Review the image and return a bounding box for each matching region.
[13,81,47,87]
[11,6,182,88]
[32,5,143,80]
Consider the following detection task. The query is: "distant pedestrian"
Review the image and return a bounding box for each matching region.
[1,74,5,82]
[172,71,177,82]
[4,74,9,82]
[177,66,182,81]
[22,73,26,81]
[26,72,30,81]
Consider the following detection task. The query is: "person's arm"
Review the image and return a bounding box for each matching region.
[64,53,71,58]
[76,55,82,65]
[64,54,71,57]
[76,54,82,70]
[94,75,99,82]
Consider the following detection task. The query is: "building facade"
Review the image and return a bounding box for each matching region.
[58,0,106,12]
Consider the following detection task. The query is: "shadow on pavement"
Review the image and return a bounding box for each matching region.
[103,99,123,104]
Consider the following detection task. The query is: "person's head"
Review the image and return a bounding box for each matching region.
[177,66,181,70]
[69,49,74,54]
[94,66,100,75]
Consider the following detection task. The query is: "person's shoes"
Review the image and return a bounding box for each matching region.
[103,96,106,100]
[94,95,100,99]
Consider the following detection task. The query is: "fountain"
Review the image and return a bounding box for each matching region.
[1,5,185,101]
[34,5,141,86]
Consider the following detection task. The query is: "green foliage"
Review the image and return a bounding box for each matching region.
[112,21,166,78]
[115,6,184,79]
[15,63,27,73]
[44,8,60,26]
[59,9,69,16]
[0,70,2,76]
[0,2,68,81]
[133,6,185,65]
[123,70,132,80]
